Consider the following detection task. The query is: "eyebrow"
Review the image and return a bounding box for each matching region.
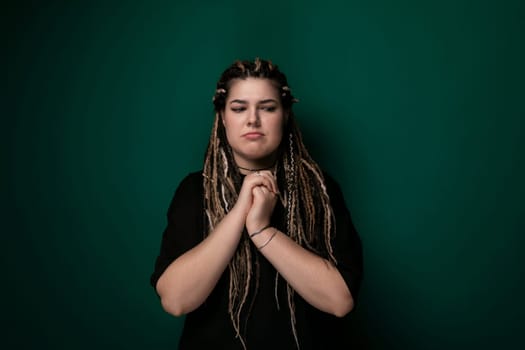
[229,99,278,105]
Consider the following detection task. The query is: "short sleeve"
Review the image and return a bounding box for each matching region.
[149,171,205,292]
[324,172,364,305]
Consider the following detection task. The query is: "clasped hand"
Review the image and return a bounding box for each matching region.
[235,170,279,233]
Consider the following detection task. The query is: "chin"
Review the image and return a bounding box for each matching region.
[237,151,276,164]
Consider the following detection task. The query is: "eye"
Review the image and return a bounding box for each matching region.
[260,106,277,112]
[231,107,246,113]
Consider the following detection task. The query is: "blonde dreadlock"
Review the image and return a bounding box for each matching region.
[204,57,336,350]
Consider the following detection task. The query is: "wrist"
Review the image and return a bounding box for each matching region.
[252,227,279,250]
[230,203,249,218]
[248,224,271,238]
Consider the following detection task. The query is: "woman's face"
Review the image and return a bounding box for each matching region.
[222,78,286,170]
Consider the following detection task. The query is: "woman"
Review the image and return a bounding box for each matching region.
[150,58,363,349]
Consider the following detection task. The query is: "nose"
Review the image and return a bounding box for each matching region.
[247,107,260,126]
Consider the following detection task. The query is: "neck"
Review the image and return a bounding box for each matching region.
[235,154,278,175]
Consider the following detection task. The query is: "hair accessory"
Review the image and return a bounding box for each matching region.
[212,88,227,102]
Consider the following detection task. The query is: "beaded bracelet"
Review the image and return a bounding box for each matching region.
[249,224,271,238]
[257,229,278,250]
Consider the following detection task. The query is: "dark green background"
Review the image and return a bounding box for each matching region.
[4,0,524,349]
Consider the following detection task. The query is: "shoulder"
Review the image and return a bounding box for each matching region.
[179,170,203,186]
[320,170,350,210]
[172,170,203,198]
[166,170,204,215]
[321,170,343,195]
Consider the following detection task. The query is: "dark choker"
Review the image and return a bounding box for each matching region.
[238,165,274,172]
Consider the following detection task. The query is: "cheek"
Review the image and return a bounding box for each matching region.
[270,120,285,143]
[222,116,240,144]
[222,114,233,132]
[275,117,285,134]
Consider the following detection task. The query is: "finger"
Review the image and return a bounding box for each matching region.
[256,171,279,194]
[260,186,278,202]
[249,172,274,191]
[245,172,266,187]
[248,172,280,197]
[252,186,275,203]
[252,185,267,196]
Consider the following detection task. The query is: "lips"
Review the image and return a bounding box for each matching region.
[243,132,264,140]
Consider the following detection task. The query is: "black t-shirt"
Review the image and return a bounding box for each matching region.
[150,170,363,349]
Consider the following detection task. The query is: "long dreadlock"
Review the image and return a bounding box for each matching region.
[203,57,336,349]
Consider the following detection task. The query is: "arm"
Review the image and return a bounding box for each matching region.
[155,172,278,316]
[156,205,246,316]
[250,228,353,317]
[246,172,361,317]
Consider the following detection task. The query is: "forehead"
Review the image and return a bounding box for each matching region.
[226,78,280,102]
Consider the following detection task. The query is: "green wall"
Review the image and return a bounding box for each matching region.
[4,0,524,348]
